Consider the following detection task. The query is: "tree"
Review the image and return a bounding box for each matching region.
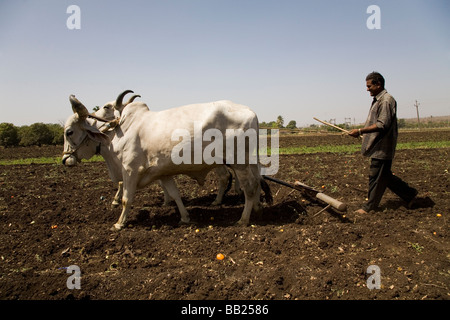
[19,123,53,146]
[286,120,297,129]
[0,123,20,147]
[47,123,64,145]
[276,115,284,128]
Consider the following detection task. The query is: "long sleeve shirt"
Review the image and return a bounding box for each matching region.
[361,89,398,160]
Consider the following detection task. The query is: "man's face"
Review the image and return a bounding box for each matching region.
[366,80,382,97]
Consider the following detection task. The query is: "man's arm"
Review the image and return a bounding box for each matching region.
[348,124,381,138]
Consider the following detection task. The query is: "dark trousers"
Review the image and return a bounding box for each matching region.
[363,158,417,212]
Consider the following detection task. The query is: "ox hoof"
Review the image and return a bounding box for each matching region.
[210,200,222,206]
[111,201,120,209]
[111,223,124,231]
[178,219,192,226]
[162,201,175,207]
[235,219,249,226]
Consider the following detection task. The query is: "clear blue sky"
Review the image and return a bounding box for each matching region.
[1,0,449,127]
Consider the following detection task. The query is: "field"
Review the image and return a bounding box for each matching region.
[0,130,449,300]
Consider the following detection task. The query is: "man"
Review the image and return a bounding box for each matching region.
[349,72,418,214]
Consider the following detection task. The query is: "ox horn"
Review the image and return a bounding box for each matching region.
[114,89,134,112]
[124,94,141,106]
[69,95,90,120]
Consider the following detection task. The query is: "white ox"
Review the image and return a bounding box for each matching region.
[80,94,236,208]
[62,90,272,230]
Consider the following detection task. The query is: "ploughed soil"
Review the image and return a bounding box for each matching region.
[0,130,449,300]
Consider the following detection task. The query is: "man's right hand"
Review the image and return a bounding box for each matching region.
[348,129,361,138]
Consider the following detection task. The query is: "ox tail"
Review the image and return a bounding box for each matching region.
[260,178,273,205]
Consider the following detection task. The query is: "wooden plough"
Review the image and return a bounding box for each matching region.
[263,175,347,217]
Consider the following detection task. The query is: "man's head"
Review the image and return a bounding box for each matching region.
[366,72,385,97]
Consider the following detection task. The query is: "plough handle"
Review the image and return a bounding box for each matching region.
[262,175,347,212]
[263,175,317,193]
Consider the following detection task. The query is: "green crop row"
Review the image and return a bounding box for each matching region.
[1,141,448,166]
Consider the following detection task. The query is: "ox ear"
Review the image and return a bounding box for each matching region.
[83,123,111,146]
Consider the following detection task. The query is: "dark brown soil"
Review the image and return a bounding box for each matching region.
[0,130,449,300]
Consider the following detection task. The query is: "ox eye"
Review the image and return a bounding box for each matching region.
[66,130,74,137]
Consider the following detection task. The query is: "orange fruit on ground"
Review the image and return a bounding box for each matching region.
[216,253,225,260]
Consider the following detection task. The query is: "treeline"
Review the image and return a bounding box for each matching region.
[0,123,64,147]
[260,116,297,129]
[1,116,448,148]
[397,118,450,129]
[260,115,450,131]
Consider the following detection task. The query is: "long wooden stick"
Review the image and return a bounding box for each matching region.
[313,117,350,134]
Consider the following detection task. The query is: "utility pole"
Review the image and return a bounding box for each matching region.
[414,100,420,129]
[344,117,352,129]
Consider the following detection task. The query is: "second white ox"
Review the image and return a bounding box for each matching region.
[63,90,272,230]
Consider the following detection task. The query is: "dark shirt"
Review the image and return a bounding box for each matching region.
[361,89,398,160]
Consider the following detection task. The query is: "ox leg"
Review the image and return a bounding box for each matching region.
[159,180,174,206]
[112,181,123,208]
[232,165,262,226]
[211,166,232,206]
[113,178,137,230]
[159,176,190,224]
[250,164,264,214]
[234,173,243,196]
